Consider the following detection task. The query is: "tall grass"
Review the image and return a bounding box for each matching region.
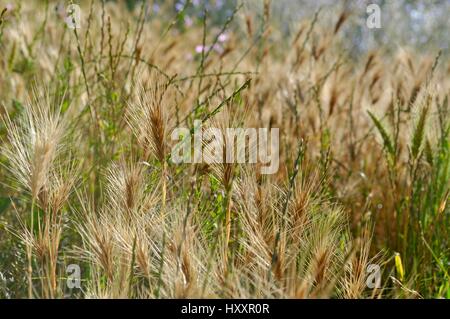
[0,1,448,298]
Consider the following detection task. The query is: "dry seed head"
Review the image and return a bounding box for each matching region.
[127,75,169,163]
[2,91,66,201]
[105,161,146,215]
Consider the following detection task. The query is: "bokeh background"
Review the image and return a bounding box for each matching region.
[124,0,450,54]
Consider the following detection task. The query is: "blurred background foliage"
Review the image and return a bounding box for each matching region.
[122,0,449,55]
[0,0,448,299]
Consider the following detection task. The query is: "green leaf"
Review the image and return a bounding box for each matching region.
[12,99,24,113]
[0,197,11,215]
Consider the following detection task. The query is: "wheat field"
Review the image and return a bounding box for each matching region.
[0,0,448,299]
